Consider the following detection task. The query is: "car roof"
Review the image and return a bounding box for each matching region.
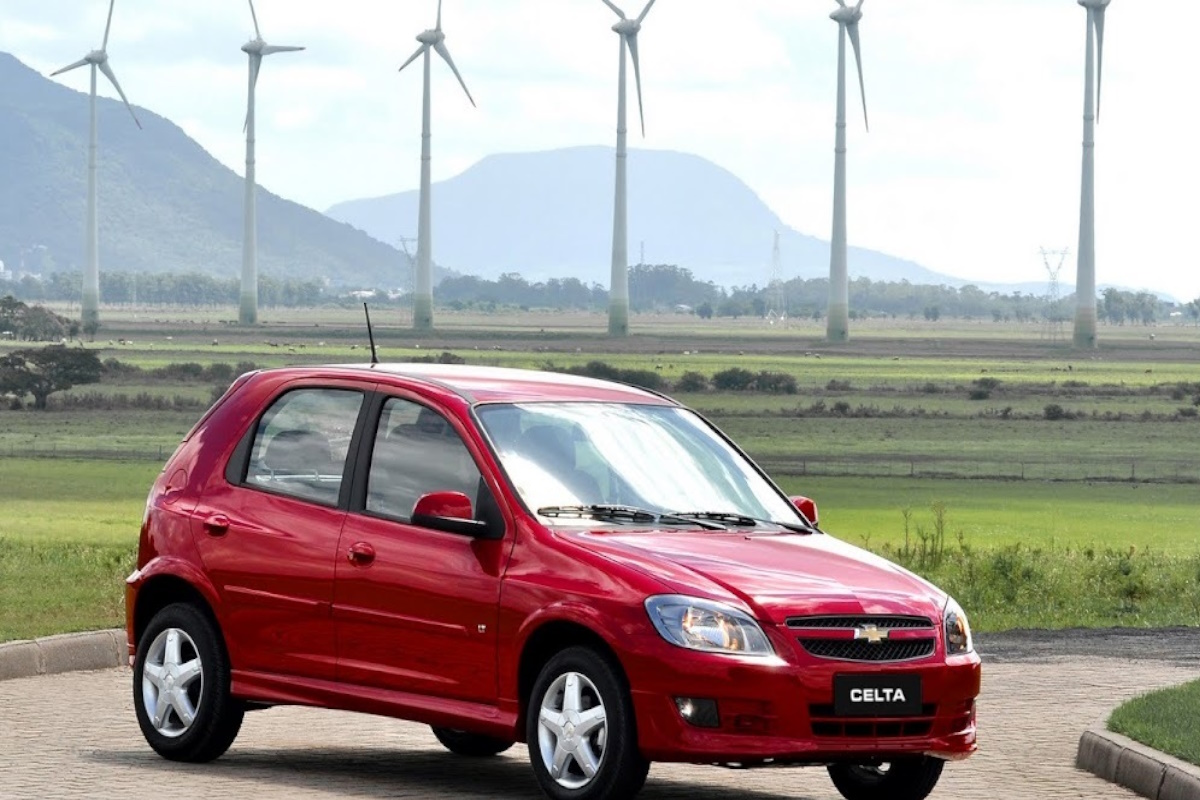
[271,363,678,406]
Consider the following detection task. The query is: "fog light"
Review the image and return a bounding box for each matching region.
[674,697,720,728]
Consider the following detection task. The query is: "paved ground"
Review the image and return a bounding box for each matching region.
[1,631,1197,799]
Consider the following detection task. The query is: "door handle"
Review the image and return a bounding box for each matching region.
[347,542,376,566]
[202,514,230,537]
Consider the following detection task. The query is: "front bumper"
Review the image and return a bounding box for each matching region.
[623,631,980,764]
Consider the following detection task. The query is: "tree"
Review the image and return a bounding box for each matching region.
[0,346,102,410]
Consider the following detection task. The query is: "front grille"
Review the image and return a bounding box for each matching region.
[798,638,936,663]
[810,719,935,738]
[809,703,937,738]
[786,615,933,630]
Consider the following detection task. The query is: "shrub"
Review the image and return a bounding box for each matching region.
[1179,407,1198,418]
[675,371,708,392]
[712,367,755,391]
[616,369,664,391]
[919,382,941,394]
[968,389,991,401]
[826,379,852,391]
[831,400,852,415]
[577,360,620,381]
[1044,403,1066,421]
[756,371,798,394]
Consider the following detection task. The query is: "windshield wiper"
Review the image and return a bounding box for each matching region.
[672,511,814,534]
[536,504,727,530]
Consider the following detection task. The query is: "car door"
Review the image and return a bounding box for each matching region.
[334,395,510,702]
[191,383,367,681]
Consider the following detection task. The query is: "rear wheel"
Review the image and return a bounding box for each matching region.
[827,757,945,800]
[132,603,244,762]
[526,646,649,800]
[430,726,514,757]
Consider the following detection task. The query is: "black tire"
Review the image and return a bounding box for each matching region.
[525,646,649,800]
[431,726,514,757]
[132,602,244,762]
[827,757,945,800]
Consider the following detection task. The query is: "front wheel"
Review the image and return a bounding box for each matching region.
[132,602,244,762]
[430,726,514,757]
[526,646,649,800]
[827,757,945,800]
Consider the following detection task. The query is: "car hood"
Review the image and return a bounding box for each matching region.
[559,527,947,626]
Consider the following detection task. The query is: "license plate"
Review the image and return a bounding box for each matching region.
[834,674,923,717]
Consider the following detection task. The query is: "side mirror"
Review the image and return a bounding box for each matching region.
[412,491,502,539]
[790,495,819,527]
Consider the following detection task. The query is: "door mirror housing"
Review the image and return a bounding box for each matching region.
[412,491,502,539]
[790,495,819,527]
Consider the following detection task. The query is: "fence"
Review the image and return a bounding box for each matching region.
[755,454,1200,484]
[5,444,1199,485]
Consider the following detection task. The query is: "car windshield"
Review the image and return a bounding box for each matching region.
[475,402,802,527]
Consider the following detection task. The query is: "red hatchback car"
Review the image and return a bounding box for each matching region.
[127,363,980,800]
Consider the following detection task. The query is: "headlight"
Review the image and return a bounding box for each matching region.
[944,596,973,655]
[644,595,774,656]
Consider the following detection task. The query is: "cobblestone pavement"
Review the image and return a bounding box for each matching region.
[0,655,1195,799]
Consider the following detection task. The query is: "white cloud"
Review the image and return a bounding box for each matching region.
[1,0,1197,300]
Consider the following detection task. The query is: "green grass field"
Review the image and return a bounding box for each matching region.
[2,310,1198,641]
[1109,680,1200,767]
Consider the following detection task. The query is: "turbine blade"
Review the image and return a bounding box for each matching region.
[261,44,305,55]
[248,0,262,39]
[398,43,427,74]
[627,33,646,136]
[601,0,627,20]
[636,0,657,24]
[1093,6,1106,122]
[434,41,476,107]
[102,0,116,49]
[50,57,90,77]
[847,21,869,132]
[437,0,443,30]
[97,60,141,129]
[245,55,261,132]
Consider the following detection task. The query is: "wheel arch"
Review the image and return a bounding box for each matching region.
[132,572,222,654]
[515,619,631,739]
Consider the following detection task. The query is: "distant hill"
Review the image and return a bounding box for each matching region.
[327,145,976,290]
[0,52,424,288]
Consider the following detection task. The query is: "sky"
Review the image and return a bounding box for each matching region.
[2,1,1198,301]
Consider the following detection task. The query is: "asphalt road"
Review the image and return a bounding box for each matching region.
[1,629,1197,800]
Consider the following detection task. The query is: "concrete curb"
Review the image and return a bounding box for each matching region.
[0,629,125,682]
[1077,726,1200,800]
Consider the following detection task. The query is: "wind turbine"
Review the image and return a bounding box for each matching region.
[826,0,868,343]
[600,0,656,337]
[50,0,140,333]
[398,0,476,331]
[1074,0,1111,348]
[239,0,305,326]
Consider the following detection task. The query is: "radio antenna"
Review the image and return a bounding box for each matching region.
[363,303,379,365]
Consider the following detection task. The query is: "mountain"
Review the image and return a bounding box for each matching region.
[327,145,967,290]
[0,52,418,288]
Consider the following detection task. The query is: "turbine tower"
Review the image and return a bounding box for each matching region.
[1074,0,1111,348]
[398,0,476,331]
[826,0,869,343]
[50,0,140,333]
[239,0,304,326]
[600,0,657,337]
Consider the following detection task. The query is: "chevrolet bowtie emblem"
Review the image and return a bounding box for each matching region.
[855,624,889,644]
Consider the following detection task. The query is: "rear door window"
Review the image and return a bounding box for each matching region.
[245,388,364,506]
